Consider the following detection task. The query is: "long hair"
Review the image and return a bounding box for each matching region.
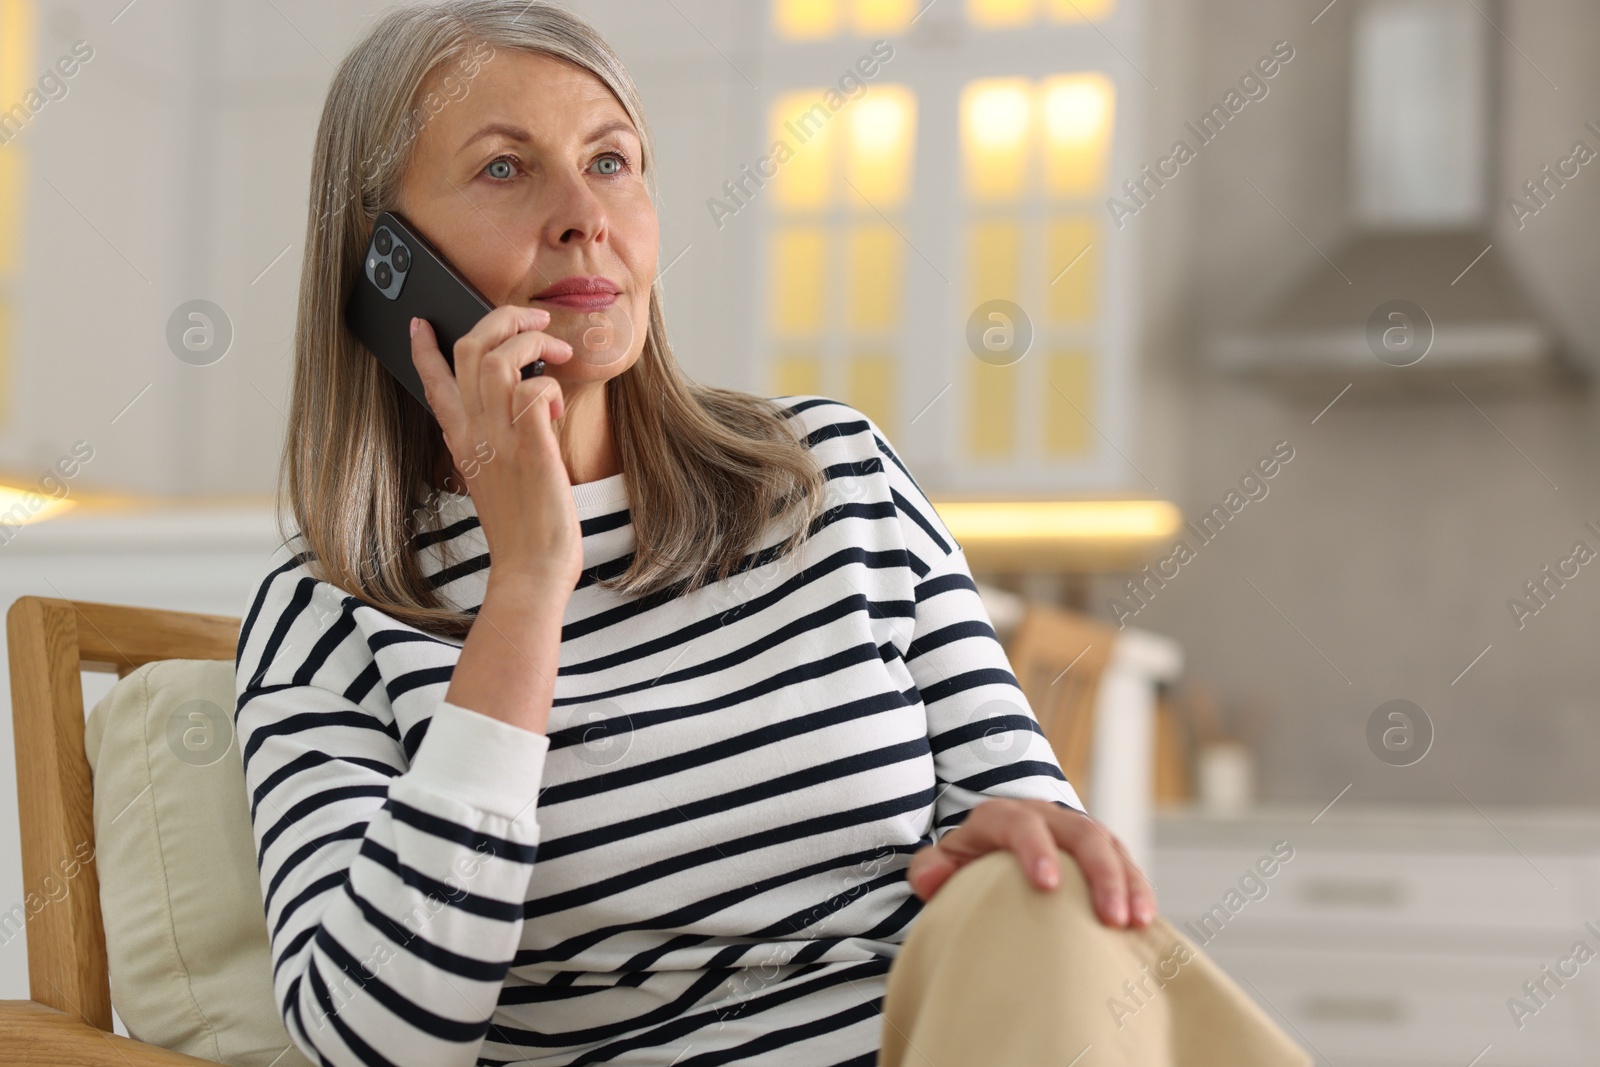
[280,0,826,639]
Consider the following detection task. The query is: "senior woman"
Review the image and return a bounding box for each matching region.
[231,3,1233,1065]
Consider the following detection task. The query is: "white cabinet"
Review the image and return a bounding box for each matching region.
[1153,806,1600,1066]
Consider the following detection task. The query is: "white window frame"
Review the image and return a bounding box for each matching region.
[752,2,1148,495]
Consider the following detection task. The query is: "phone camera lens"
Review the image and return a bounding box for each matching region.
[391,243,410,272]
[375,261,393,289]
[374,228,393,256]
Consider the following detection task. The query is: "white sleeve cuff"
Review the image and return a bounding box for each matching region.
[405,699,551,822]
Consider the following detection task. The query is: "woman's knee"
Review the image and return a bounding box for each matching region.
[928,846,1095,921]
[885,849,1173,1063]
[928,846,1179,985]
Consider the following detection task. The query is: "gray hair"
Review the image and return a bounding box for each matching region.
[280,0,826,636]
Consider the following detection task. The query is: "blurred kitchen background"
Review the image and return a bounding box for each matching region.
[3,0,1600,1063]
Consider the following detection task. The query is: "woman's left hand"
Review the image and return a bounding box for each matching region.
[905,798,1157,928]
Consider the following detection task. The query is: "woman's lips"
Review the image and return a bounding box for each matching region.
[534,293,618,309]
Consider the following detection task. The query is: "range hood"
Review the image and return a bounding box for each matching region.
[1208,0,1579,394]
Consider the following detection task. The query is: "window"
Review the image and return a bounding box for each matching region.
[767,84,916,439]
[760,0,1142,493]
[961,72,1111,460]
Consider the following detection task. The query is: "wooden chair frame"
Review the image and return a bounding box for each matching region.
[1003,602,1116,798]
[3,595,241,1065]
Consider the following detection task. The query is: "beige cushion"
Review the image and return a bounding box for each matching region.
[84,658,314,1067]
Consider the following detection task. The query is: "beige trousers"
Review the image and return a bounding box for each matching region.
[879,848,1311,1067]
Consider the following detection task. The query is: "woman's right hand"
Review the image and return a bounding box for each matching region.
[410,305,583,590]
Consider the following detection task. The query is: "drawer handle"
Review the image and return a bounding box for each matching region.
[1297,878,1405,908]
[1301,996,1406,1024]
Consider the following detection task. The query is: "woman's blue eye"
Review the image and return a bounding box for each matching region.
[483,151,628,182]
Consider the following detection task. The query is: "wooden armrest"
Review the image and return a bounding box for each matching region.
[0,1000,221,1065]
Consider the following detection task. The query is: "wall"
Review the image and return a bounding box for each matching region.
[1090,0,1600,806]
[0,0,759,497]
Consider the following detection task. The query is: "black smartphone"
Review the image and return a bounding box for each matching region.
[344,209,542,415]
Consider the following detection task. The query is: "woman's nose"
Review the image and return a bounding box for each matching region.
[541,164,608,246]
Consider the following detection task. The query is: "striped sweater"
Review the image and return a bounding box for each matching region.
[234,396,1084,1067]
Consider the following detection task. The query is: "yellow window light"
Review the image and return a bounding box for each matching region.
[770,225,828,336]
[853,0,916,34]
[772,352,825,397]
[771,89,837,211]
[966,0,1117,26]
[848,352,897,440]
[1044,349,1094,456]
[774,0,841,39]
[0,0,31,105]
[1042,72,1114,197]
[968,218,1021,306]
[961,78,1032,202]
[846,85,915,209]
[967,361,1016,458]
[0,148,21,278]
[1046,216,1098,323]
[847,223,901,330]
[966,0,1035,29]
[934,499,1181,542]
[1044,0,1118,22]
[0,482,78,526]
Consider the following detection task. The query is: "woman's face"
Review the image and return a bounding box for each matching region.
[394,46,656,387]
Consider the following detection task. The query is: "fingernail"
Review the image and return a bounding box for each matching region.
[1113,899,1129,926]
[1035,858,1058,888]
[409,317,419,337]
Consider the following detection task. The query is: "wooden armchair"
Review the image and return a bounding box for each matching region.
[2,595,240,1065]
[1001,602,1115,799]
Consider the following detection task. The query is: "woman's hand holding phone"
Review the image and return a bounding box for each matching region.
[410,304,583,590]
